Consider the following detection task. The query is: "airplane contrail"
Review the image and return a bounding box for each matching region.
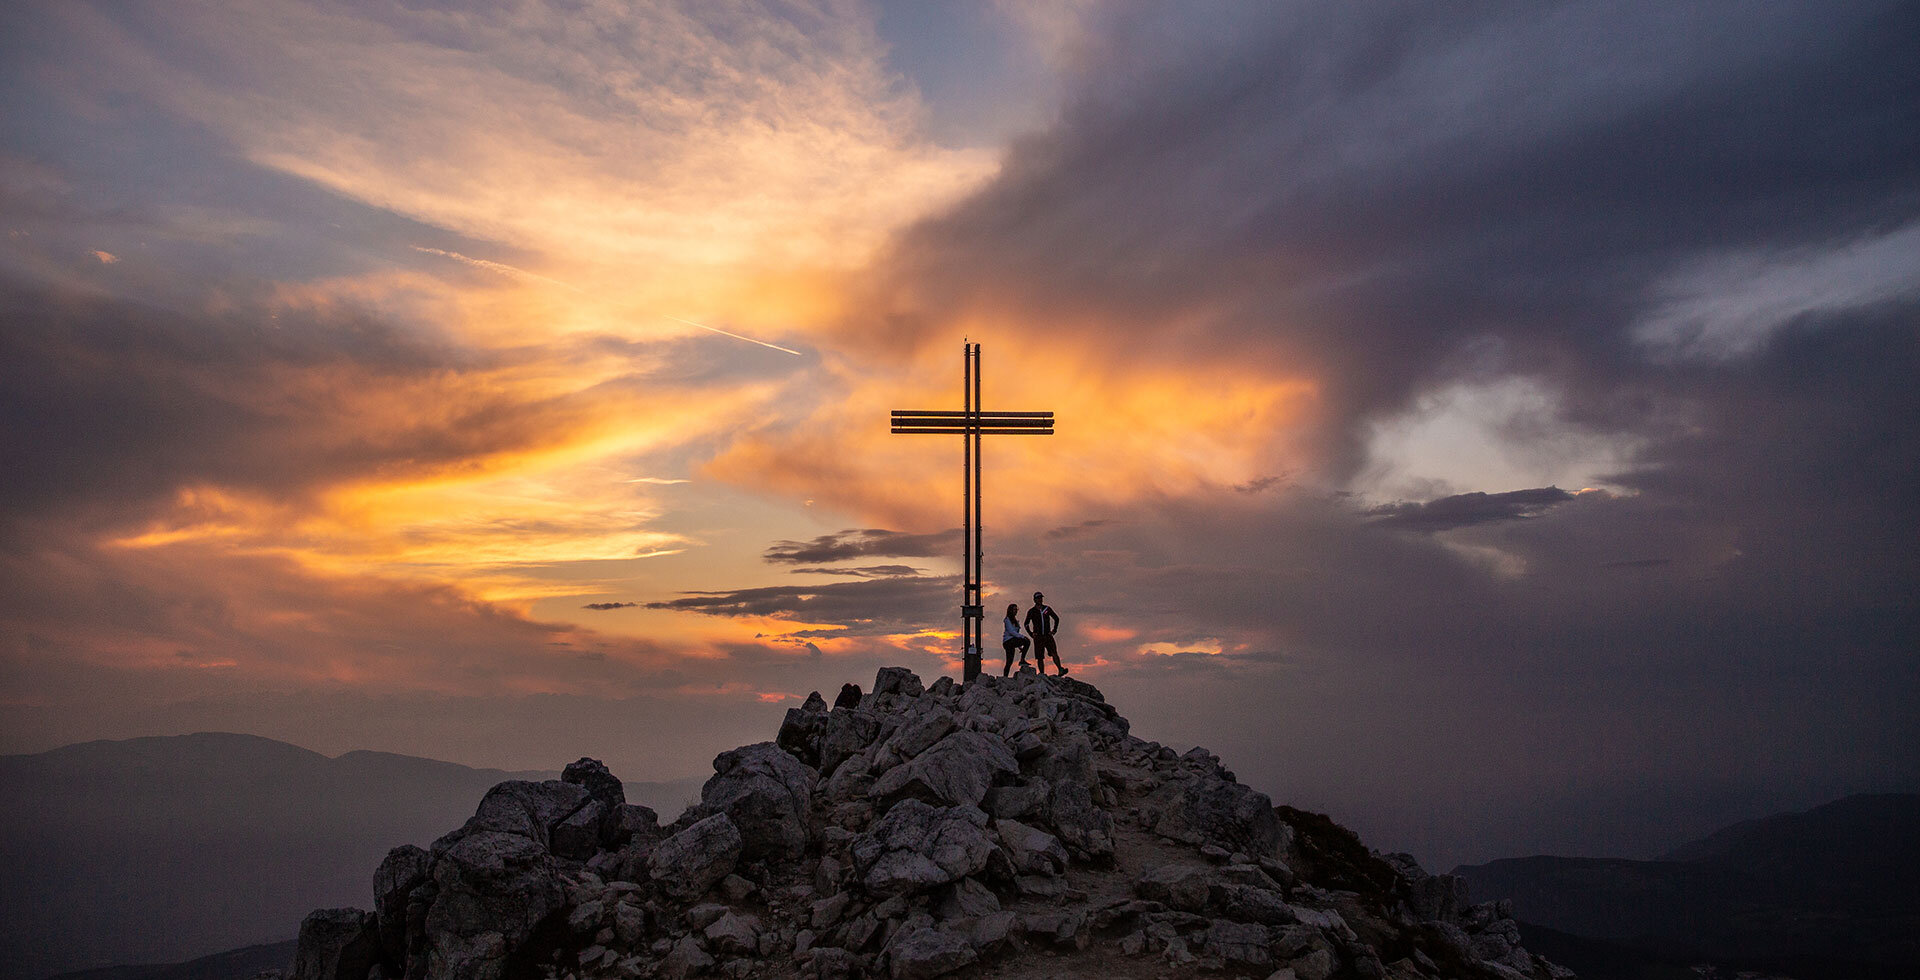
[659,313,804,356]
[411,246,578,290]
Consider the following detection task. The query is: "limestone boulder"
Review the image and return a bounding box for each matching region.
[778,691,831,766]
[453,780,592,851]
[1027,732,1114,860]
[870,730,1017,809]
[819,709,882,777]
[873,667,925,698]
[888,927,975,980]
[647,814,744,901]
[371,844,430,971]
[1139,772,1284,857]
[699,741,817,859]
[849,800,995,896]
[289,908,378,980]
[423,830,564,980]
[995,819,1067,877]
[562,757,626,809]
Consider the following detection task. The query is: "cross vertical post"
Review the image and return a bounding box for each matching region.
[891,343,1054,683]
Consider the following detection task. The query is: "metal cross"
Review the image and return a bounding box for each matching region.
[891,343,1054,682]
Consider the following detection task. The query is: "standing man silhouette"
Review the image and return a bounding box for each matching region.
[1024,591,1066,675]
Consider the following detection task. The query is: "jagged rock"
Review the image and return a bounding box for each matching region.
[778,692,831,765]
[1204,919,1274,968]
[704,911,760,955]
[878,706,955,764]
[453,779,592,851]
[1135,863,1214,911]
[886,926,976,980]
[610,802,660,848]
[550,799,605,860]
[660,935,714,980]
[568,899,606,936]
[870,730,1017,808]
[700,742,816,859]
[849,800,995,895]
[647,814,743,901]
[718,873,756,902]
[1291,947,1337,980]
[1016,909,1087,948]
[1139,772,1285,857]
[372,845,429,971]
[1383,852,1470,922]
[810,946,859,979]
[873,667,925,698]
[1028,732,1115,860]
[290,908,378,980]
[421,829,563,980]
[613,900,647,946]
[819,709,882,777]
[931,877,1000,919]
[812,891,851,929]
[980,782,1046,821]
[562,758,626,809]
[995,819,1068,876]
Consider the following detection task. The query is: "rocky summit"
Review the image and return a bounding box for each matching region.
[283,668,1571,980]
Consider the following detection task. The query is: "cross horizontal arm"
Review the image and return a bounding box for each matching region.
[891,410,1054,419]
[891,427,1054,435]
[890,417,1053,429]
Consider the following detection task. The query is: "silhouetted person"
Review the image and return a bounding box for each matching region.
[833,683,862,710]
[1024,591,1066,675]
[1001,602,1031,676]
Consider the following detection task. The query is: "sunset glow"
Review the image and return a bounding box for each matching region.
[4,0,1916,880]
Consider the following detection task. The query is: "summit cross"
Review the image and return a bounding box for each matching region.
[890,343,1055,682]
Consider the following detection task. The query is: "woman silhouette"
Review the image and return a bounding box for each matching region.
[1001,602,1031,676]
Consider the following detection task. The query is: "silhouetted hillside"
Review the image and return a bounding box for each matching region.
[0,733,698,980]
[1455,794,1920,979]
[44,942,296,980]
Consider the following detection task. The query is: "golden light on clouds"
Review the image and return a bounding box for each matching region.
[706,335,1322,530]
[68,0,998,347]
[22,0,1334,700]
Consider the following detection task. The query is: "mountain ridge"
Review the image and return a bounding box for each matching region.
[1453,792,1920,978]
[0,732,700,980]
[277,667,1572,980]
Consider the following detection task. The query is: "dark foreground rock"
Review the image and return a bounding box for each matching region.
[289,668,1572,980]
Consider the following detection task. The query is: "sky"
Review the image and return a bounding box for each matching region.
[2,0,1916,871]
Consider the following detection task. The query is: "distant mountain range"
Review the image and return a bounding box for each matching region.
[0,733,699,980]
[1454,793,1920,980]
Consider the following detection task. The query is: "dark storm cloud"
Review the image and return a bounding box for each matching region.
[788,565,924,578]
[1043,520,1114,541]
[647,575,954,636]
[0,280,444,521]
[1366,486,1575,532]
[870,0,1920,471]
[761,529,958,564]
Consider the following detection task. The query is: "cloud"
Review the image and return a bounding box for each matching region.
[1365,487,1577,532]
[647,575,954,637]
[788,564,924,578]
[845,0,1920,477]
[762,529,959,564]
[1044,519,1113,541]
[581,602,639,611]
[28,0,997,324]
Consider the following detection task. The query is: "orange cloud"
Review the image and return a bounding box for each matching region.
[705,331,1321,529]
